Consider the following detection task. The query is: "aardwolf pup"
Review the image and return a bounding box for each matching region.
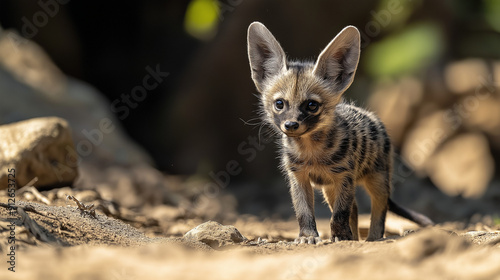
[247,22,433,244]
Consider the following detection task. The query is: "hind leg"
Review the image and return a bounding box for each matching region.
[362,172,390,241]
[350,200,359,241]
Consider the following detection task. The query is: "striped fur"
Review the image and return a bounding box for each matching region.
[247,22,432,243]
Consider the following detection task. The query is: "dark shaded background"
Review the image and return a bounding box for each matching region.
[1,0,499,220]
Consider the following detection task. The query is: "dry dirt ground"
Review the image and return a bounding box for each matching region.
[1,188,500,280]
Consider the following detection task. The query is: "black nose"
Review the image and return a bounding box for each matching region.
[284,121,299,131]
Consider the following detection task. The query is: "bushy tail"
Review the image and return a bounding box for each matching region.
[388,199,434,226]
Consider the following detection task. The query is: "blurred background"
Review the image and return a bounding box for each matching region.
[0,0,499,223]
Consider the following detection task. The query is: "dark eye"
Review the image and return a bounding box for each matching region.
[275,99,284,110]
[306,100,319,112]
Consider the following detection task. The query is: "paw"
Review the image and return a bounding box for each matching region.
[331,233,354,242]
[294,236,322,245]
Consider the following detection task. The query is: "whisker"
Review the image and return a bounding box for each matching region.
[257,123,279,145]
[258,123,265,144]
[239,117,262,126]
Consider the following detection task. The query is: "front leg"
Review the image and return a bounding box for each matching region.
[288,172,321,244]
[322,175,356,241]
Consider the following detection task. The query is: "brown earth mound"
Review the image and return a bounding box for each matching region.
[1,190,500,280]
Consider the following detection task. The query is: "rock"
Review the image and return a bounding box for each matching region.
[401,110,455,174]
[426,133,494,198]
[0,29,153,167]
[445,59,489,95]
[183,221,247,249]
[396,229,469,262]
[0,117,78,189]
[462,94,500,148]
[461,231,500,245]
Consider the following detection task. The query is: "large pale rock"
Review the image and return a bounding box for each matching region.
[462,94,500,148]
[401,110,455,174]
[0,117,78,189]
[445,59,490,95]
[426,133,494,198]
[183,221,247,248]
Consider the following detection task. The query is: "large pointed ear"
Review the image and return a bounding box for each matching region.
[313,26,360,95]
[247,22,287,92]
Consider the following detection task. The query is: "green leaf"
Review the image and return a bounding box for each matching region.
[364,22,443,78]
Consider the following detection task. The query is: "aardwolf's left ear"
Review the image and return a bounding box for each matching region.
[313,26,360,95]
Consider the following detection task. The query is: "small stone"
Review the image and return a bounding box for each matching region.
[460,231,500,245]
[397,229,469,262]
[183,221,247,249]
[403,229,416,237]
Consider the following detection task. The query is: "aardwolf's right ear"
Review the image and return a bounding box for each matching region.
[247,22,286,93]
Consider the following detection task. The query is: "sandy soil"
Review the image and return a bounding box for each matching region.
[1,188,500,280]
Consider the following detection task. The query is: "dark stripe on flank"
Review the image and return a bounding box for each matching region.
[358,134,367,167]
[330,166,348,173]
[369,120,379,141]
[338,117,350,130]
[374,156,387,172]
[330,135,350,163]
[348,159,355,170]
[383,134,391,155]
[351,130,358,151]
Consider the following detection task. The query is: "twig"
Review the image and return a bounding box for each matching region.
[0,203,60,245]
[66,195,96,219]
[18,187,51,205]
[16,177,39,193]
[0,203,54,219]
[15,177,51,205]
[17,207,57,244]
